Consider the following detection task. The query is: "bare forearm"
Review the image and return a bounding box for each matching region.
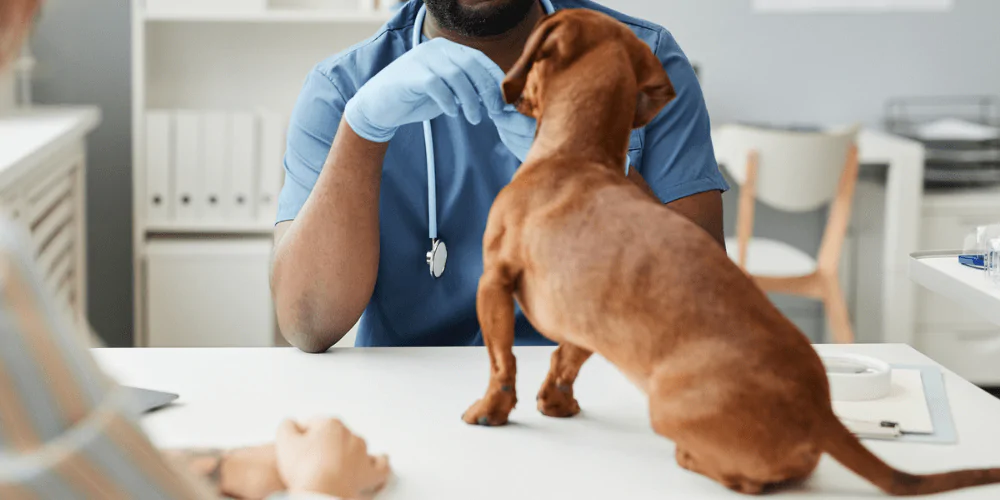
[666,189,726,248]
[628,169,726,248]
[271,118,387,352]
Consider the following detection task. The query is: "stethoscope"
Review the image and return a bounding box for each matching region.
[417,0,628,278]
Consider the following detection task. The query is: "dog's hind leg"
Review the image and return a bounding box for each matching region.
[650,369,821,495]
[463,268,519,426]
[536,344,592,418]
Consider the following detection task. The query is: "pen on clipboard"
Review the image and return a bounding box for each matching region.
[959,254,986,270]
[840,418,902,440]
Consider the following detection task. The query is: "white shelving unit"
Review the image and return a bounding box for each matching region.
[132,0,391,347]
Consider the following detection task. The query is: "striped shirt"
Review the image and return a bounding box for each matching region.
[0,220,333,499]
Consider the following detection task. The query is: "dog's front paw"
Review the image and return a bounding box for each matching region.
[537,383,581,418]
[462,389,517,426]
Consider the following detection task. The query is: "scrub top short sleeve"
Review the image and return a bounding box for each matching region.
[632,30,730,203]
[277,68,349,224]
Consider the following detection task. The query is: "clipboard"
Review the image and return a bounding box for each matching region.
[890,364,958,445]
[843,364,957,445]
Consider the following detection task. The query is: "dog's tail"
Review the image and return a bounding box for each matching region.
[821,413,1000,496]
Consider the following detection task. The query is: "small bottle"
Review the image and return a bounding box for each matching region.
[988,238,1000,286]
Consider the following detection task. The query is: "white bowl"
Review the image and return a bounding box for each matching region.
[822,354,892,401]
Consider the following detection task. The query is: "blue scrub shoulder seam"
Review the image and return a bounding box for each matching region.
[313,20,417,86]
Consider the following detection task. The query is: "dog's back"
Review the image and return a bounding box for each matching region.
[493,155,806,378]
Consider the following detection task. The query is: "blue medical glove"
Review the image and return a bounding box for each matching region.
[488,103,537,163]
[344,38,496,143]
[466,50,631,172]
[461,51,539,163]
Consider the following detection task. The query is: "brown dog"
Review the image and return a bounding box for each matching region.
[461,8,1000,496]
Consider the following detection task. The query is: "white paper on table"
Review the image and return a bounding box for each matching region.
[914,118,1000,142]
[832,369,933,435]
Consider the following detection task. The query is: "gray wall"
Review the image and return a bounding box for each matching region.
[616,0,1000,128]
[31,0,132,346]
[611,0,1000,247]
[607,0,1000,340]
[29,0,1000,345]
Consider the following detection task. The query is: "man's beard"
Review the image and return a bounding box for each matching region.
[424,0,537,38]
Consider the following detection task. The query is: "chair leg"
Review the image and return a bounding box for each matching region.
[822,277,854,344]
[753,274,824,299]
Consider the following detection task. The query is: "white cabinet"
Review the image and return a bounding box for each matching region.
[916,187,1000,385]
[919,329,1000,386]
[146,240,275,347]
[0,108,99,326]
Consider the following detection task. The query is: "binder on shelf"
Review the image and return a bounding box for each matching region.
[145,112,173,224]
[257,110,287,224]
[202,112,230,221]
[173,111,204,221]
[229,112,257,222]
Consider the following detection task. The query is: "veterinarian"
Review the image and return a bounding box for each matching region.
[271,0,729,351]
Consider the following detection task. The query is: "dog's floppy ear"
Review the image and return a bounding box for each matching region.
[629,38,677,128]
[502,16,563,106]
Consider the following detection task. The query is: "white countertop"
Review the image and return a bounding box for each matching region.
[0,106,101,187]
[910,252,1000,328]
[94,345,1000,499]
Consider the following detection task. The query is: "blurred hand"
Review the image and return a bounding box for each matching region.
[0,0,40,67]
[275,417,390,499]
[221,444,286,499]
[164,444,284,500]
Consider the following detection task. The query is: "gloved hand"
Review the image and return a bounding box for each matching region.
[485,97,538,164]
[345,38,497,143]
[463,51,539,163]
[468,50,630,172]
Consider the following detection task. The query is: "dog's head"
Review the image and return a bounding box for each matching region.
[502,9,676,129]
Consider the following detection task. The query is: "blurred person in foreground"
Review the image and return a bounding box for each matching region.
[0,0,38,67]
[0,220,390,500]
[0,3,389,497]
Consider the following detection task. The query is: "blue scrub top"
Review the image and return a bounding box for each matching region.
[277,0,729,347]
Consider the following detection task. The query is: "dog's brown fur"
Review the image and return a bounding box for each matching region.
[461,9,1000,496]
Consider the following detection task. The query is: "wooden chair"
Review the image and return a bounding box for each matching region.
[715,124,861,344]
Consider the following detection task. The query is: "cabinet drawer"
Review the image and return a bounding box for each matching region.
[36,221,75,278]
[146,240,275,348]
[917,288,998,329]
[45,247,74,300]
[24,164,76,222]
[917,328,1000,385]
[32,197,74,254]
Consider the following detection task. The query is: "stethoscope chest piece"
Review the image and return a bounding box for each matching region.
[427,239,448,278]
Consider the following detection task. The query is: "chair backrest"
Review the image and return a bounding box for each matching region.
[715,124,861,212]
